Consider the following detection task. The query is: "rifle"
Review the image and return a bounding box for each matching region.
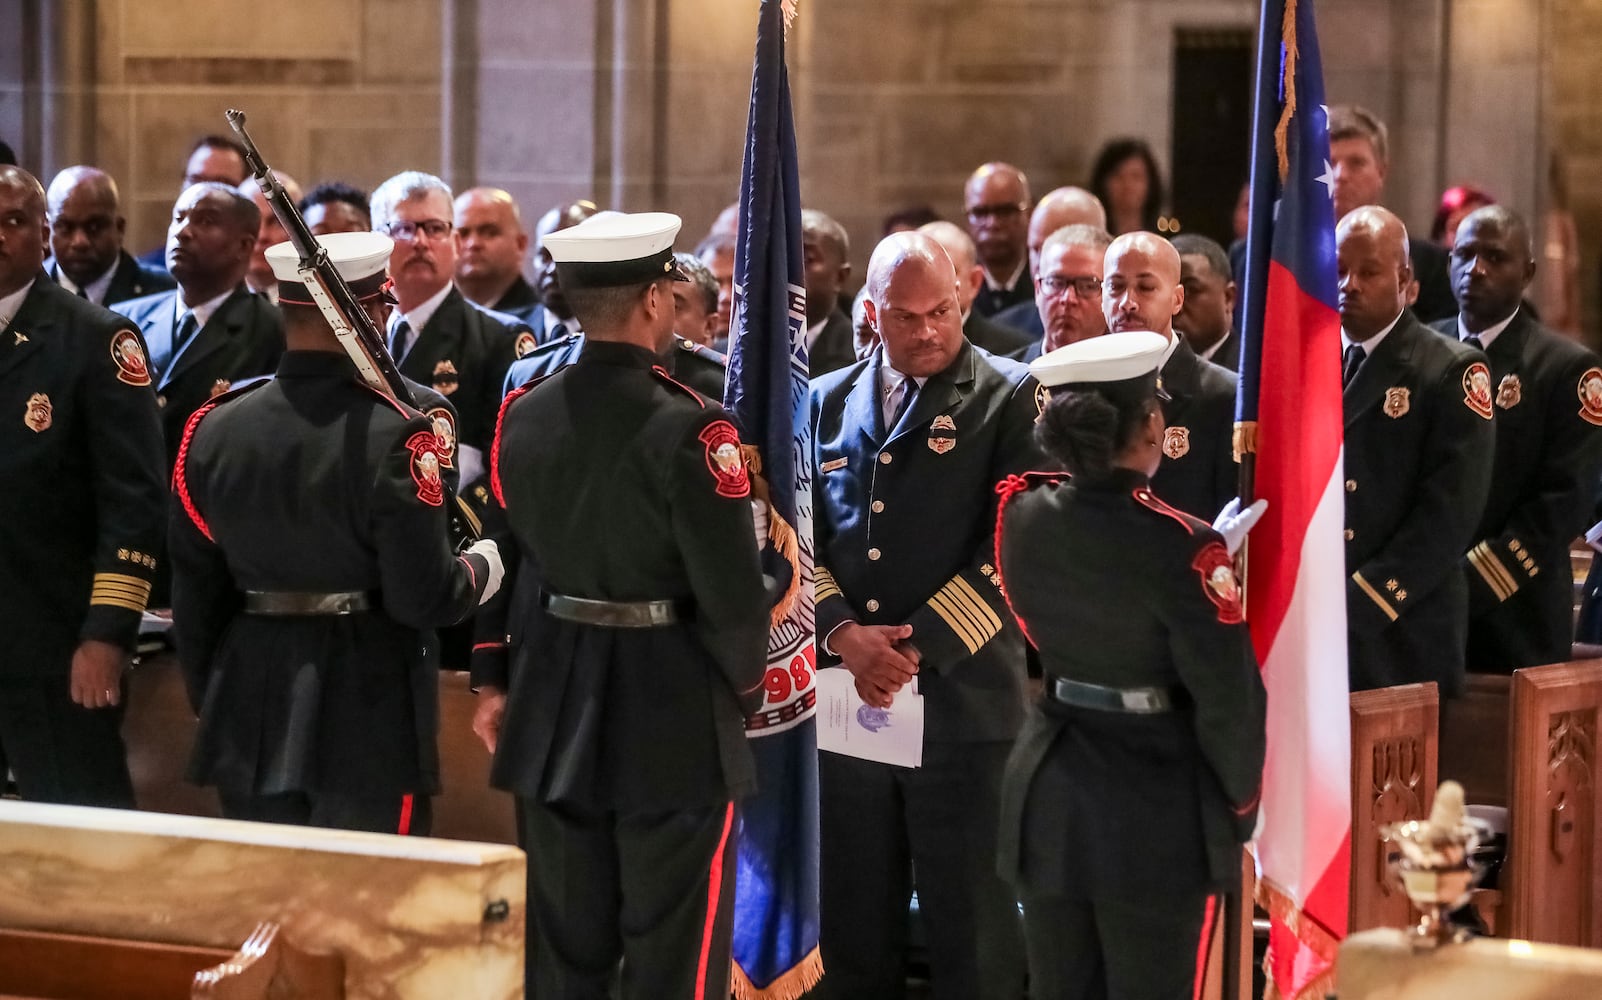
[225,108,480,546]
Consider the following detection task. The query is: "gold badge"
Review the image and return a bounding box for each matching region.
[1496,373,1522,410]
[1162,426,1190,459]
[1579,367,1602,427]
[1462,362,1493,420]
[930,414,956,432]
[513,331,537,359]
[1382,387,1410,419]
[432,359,460,396]
[927,414,957,455]
[209,378,232,399]
[23,392,51,433]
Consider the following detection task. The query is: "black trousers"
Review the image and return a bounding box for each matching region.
[218,789,433,836]
[815,741,1025,1000]
[520,796,738,1000]
[0,675,134,808]
[1021,892,1219,1000]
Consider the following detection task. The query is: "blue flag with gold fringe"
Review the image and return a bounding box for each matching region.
[723,1,822,997]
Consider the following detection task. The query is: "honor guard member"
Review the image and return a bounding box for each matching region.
[0,165,165,807]
[1338,206,1494,694]
[994,333,1266,1000]
[500,249,728,400]
[810,231,1037,1000]
[168,231,504,834]
[1431,206,1602,672]
[469,212,767,1000]
[1103,232,1237,521]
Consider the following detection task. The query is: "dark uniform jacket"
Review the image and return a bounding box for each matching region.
[1152,336,1238,521]
[502,332,727,400]
[994,299,1044,341]
[474,340,768,813]
[395,286,522,457]
[974,268,1032,318]
[1428,310,1602,672]
[112,285,285,462]
[966,308,1034,357]
[1344,312,1495,694]
[994,470,1265,898]
[490,274,541,325]
[47,251,176,307]
[810,341,1040,742]
[1199,329,1241,373]
[168,351,492,797]
[809,309,857,378]
[0,275,165,676]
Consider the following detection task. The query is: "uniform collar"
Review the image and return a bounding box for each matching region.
[56,257,118,304]
[0,277,36,331]
[1341,309,1404,353]
[576,337,659,368]
[278,350,357,378]
[1072,466,1150,493]
[1457,307,1519,350]
[391,281,454,336]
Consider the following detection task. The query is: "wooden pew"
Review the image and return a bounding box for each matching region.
[1504,659,1602,947]
[1349,683,1439,932]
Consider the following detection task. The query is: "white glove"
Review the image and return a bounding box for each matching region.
[1212,497,1268,557]
[465,538,505,605]
[750,498,770,552]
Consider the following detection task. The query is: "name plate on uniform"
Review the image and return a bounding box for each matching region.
[816,667,923,767]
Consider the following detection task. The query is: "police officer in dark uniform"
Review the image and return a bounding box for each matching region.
[1427,206,1602,673]
[168,231,504,834]
[1103,232,1237,521]
[0,165,165,808]
[1338,206,1494,695]
[810,231,1036,1000]
[995,333,1267,1000]
[470,211,767,1000]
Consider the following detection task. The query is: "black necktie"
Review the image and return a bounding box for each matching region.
[174,312,198,353]
[1342,344,1366,387]
[389,319,412,360]
[75,285,89,300]
[1463,335,1484,353]
[889,377,918,429]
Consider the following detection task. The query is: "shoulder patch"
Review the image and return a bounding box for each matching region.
[110,328,152,387]
[1579,367,1602,426]
[652,364,707,407]
[1191,540,1244,624]
[426,406,457,468]
[405,430,445,507]
[1132,486,1198,535]
[1462,361,1493,420]
[513,330,537,359]
[698,419,750,498]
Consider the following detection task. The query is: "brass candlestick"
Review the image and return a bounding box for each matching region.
[1381,780,1481,947]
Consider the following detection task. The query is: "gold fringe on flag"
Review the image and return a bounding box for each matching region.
[1256,878,1341,1000]
[1273,0,1300,182]
[731,947,823,1000]
[742,444,803,628]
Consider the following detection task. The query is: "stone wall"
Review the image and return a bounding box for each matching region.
[1546,0,1602,337]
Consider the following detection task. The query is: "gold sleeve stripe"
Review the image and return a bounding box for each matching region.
[814,566,844,603]
[947,576,1004,634]
[91,594,148,612]
[1467,542,1519,601]
[929,591,987,655]
[1351,571,1399,622]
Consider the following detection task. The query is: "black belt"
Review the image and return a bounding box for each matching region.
[243,590,373,616]
[541,592,689,628]
[1048,675,1184,715]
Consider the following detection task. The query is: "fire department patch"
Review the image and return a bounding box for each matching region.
[513,331,537,359]
[23,392,51,433]
[405,430,445,506]
[1496,373,1522,410]
[1462,362,1493,420]
[426,407,457,468]
[1383,387,1410,419]
[1579,368,1602,426]
[698,420,749,499]
[1192,541,1243,624]
[110,329,151,387]
[432,359,460,397]
[1163,426,1190,459]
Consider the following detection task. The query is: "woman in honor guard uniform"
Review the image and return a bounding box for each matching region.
[993,333,1267,1000]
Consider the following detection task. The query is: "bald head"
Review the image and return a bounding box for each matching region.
[1028,187,1107,270]
[918,220,983,315]
[964,161,1031,277]
[0,166,50,295]
[1336,205,1412,339]
[455,187,530,305]
[865,231,965,378]
[1457,204,1531,261]
[534,199,600,317]
[45,166,129,289]
[1102,232,1183,337]
[47,166,118,216]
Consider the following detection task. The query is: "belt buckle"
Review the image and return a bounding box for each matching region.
[1120,689,1160,713]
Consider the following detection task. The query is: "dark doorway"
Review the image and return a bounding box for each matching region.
[1169,27,1255,249]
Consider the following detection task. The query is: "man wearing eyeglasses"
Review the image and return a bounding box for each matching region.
[370,171,529,494]
[44,166,175,307]
[963,162,1033,318]
[1014,224,1111,364]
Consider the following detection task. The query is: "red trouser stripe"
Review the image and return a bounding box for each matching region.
[398,794,414,836]
[693,802,736,1000]
[1193,894,1220,1000]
